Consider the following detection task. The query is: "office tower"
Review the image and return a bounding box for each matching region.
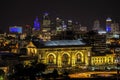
[62,21,67,31]
[33,16,40,30]
[42,12,51,32]
[56,17,62,32]
[106,17,112,32]
[111,22,119,34]
[93,20,100,31]
[67,20,73,30]
[41,12,51,41]
[92,34,107,53]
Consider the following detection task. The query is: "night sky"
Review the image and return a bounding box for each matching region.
[0,0,120,32]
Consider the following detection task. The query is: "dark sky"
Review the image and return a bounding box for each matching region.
[0,0,120,32]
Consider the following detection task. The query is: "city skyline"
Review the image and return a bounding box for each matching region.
[0,0,120,32]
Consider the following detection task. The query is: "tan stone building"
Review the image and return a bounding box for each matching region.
[26,40,91,68]
[25,40,117,70]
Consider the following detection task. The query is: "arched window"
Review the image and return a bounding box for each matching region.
[48,54,54,63]
[62,54,69,65]
[76,54,81,63]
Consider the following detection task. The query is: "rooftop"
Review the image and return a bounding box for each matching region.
[44,40,86,46]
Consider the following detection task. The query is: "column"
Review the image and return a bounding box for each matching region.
[57,53,62,67]
[71,54,75,67]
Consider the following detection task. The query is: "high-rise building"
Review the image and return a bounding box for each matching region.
[62,21,67,31]
[92,20,100,31]
[56,17,62,32]
[33,16,40,30]
[42,12,51,32]
[41,12,51,41]
[92,34,107,53]
[67,20,73,30]
[106,17,112,32]
[111,22,119,34]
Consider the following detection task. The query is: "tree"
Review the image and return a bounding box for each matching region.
[13,63,25,79]
[0,69,5,76]
[12,59,47,80]
[26,62,47,80]
[52,69,59,79]
[19,48,27,55]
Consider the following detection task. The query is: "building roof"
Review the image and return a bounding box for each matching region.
[44,40,86,47]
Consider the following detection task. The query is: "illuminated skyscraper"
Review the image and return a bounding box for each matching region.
[33,16,40,30]
[42,13,51,27]
[106,17,112,32]
[41,12,51,41]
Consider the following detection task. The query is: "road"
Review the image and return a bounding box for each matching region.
[69,71,119,78]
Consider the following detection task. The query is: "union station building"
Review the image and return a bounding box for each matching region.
[25,40,116,70]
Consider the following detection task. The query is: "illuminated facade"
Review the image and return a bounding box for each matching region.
[91,54,115,69]
[91,54,115,66]
[26,41,37,56]
[25,40,116,70]
[26,40,91,68]
[38,46,91,68]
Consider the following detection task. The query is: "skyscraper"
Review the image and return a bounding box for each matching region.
[42,13,51,27]
[106,17,112,32]
[41,12,51,41]
[92,20,100,31]
[111,22,119,34]
[33,16,40,30]
[67,20,73,30]
[56,17,62,32]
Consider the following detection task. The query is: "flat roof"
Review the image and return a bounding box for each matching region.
[44,40,86,46]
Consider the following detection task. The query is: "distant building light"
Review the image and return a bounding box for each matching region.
[98,31,106,34]
[68,20,72,22]
[106,27,111,32]
[113,34,119,38]
[106,17,112,22]
[9,26,22,33]
[44,12,49,16]
[56,17,60,20]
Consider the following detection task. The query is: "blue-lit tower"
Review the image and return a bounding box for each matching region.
[33,16,40,30]
[106,17,112,32]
